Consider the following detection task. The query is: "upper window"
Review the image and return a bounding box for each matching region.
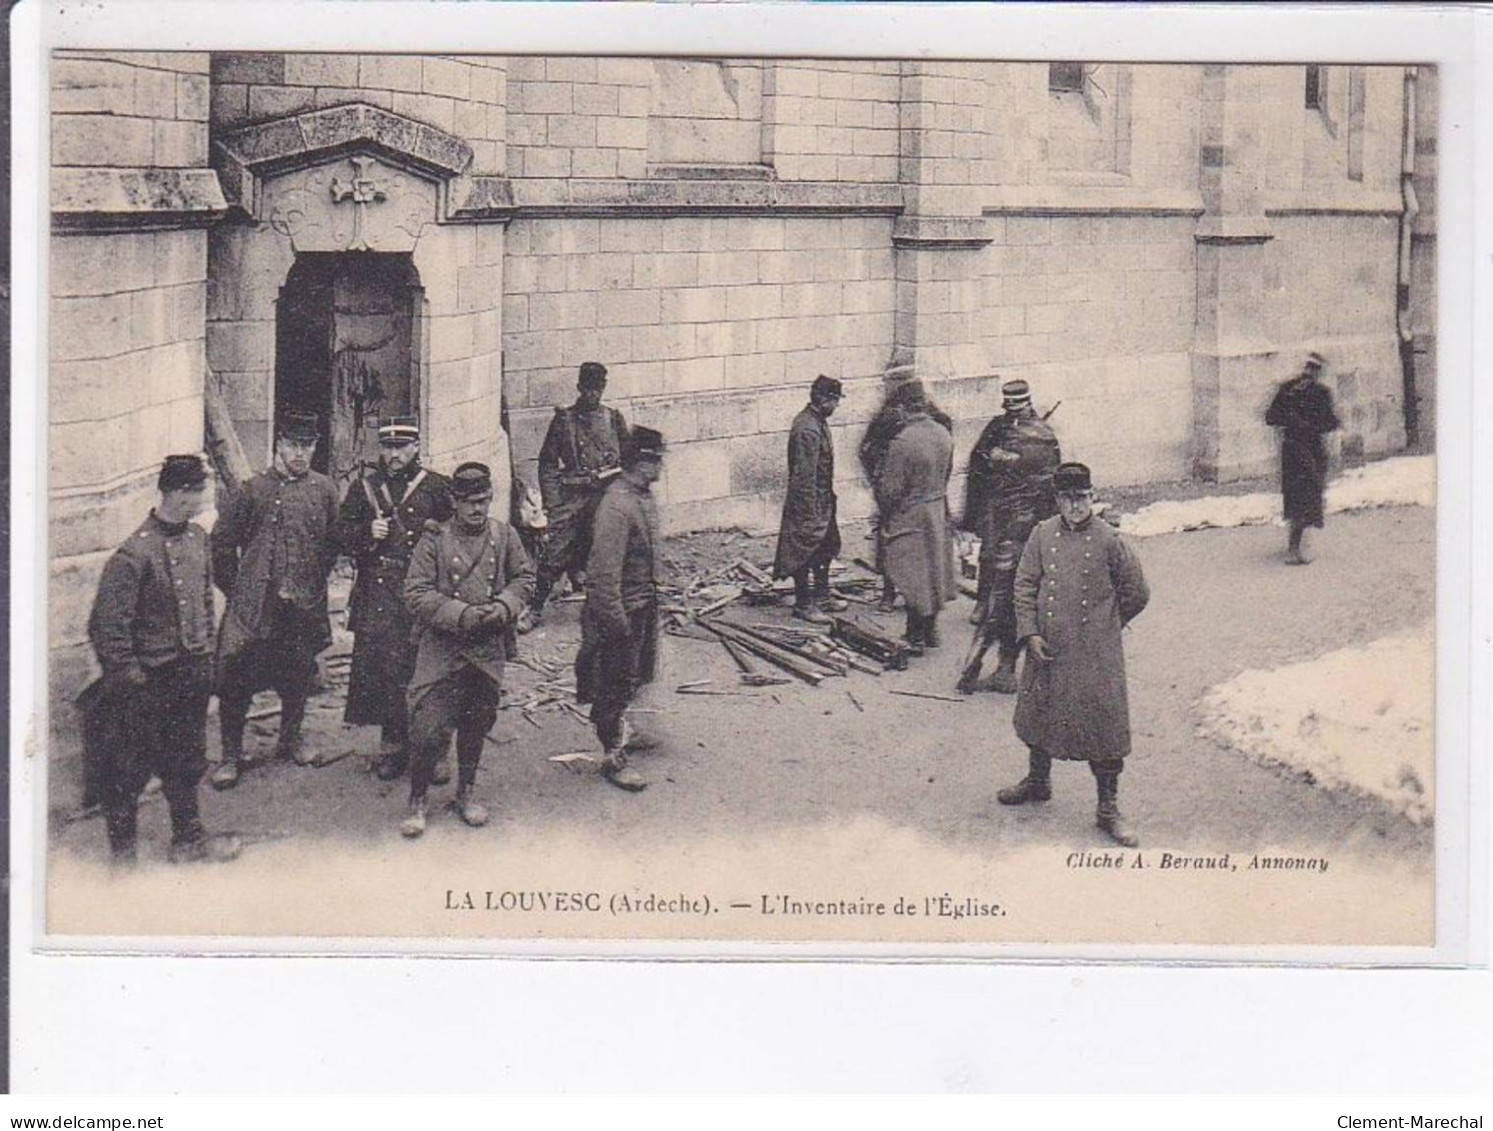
[1048,62,1086,94]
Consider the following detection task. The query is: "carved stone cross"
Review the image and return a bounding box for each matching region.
[329,156,389,251]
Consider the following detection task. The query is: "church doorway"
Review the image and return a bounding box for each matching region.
[274,253,424,487]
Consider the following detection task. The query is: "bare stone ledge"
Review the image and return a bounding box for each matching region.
[497,178,903,220]
[51,168,228,233]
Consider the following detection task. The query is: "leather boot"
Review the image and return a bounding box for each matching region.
[211,727,245,790]
[997,748,1052,805]
[601,748,647,792]
[452,786,490,828]
[980,641,1020,694]
[903,611,926,657]
[375,740,407,782]
[878,580,898,613]
[167,832,243,864]
[1094,765,1139,847]
[401,796,429,839]
[924,614,941,650]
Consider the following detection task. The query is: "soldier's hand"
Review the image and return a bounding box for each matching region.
[371,518,391,541]
[987,449,1020,466]
[1026,635,1055,662]
[118,665,149,689]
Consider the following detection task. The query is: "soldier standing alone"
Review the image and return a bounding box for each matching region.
[401,463,534,838]
[210,411,340,788]
[999,462,1150,847]
[772,375,848,624]
[81,455,240,865]
[519,361,629,631]
[334,416,452,782]
[1265,351,1341,565]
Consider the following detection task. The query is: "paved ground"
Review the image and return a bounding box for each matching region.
[51,503,1435,869]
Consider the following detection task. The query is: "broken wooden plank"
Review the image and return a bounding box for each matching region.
[888,689,967,704]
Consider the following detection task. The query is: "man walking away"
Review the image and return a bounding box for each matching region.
[519,361,629,632]
[401,463,534,838]
[1001,462,1150,847]
[772,375,847,625]
[876,380,956,655]
[335,416,453,782]
[574,426,667,792]
[82,455,240,865]
[1265,351,1341,565]
[210,411,340,789]
[960,378,1061,691]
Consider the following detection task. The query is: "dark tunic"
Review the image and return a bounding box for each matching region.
[1265,376,1341,528]
[537,403,630,576]
[575,477,662,731]
[772,405,841,579]
[335,462,453,725]
[404,518,534,710]
[212,467,340,665]
[1012,514,1150,761]
[878,413,957,616]
[80,511,215,830]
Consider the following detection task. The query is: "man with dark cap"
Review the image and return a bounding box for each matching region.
[519,361,630,632]
[575,426,666,792]
[772,375,847,624]
[859,366,954,612]
[960,378,1062,692]
[401,462,534,838]
[210,410,340,788]
[335,416,453,782]
[1001,462,1150,847]
[80,455,240,864]
[1265,351,1341,565]
[876,379,956,654]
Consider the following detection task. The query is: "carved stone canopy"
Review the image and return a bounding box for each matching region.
[213,102,475,219]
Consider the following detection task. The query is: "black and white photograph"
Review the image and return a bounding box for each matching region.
[28,33,1455,952]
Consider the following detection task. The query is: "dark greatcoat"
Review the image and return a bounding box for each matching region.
[537,403,630,577]
[1265,375,1341,528]
[575,476,662,709]
[335,461,453,725]
[877,412,956,617]
[212,467,340,666]
[1012,514,1150,761]
[403,518,534,710]
[772,405,840,579]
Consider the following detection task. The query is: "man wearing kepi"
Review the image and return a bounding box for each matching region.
[519,361,629,632]
[575,426,666,792]
[1002,462,1150,847]
[772,375,847,625]
[960,378,1062,692]
[81,455,241,865]
[876,380,956,654]
[402,463,534,838]
[210,411,340,789]
[1265,351,1341,565]
[335,415,453,782]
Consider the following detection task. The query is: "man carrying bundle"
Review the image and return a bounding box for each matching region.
[772,375,847,625]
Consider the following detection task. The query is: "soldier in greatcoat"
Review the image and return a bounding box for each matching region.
[81,455,240,865]
[876,380,957,654]
[518,361,630,632]
[1265,351,1341,565]
[772,375,848,624]
[960,379,1062,692]
[859,367,954,611]
[210,411,340,788]
[1000,462,1151,847]
[334,416,453,782]
[401,463,534,838]
[574,426,666,792]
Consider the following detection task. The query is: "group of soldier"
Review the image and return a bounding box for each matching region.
[83,362,666,865]
[84,347,1343,865]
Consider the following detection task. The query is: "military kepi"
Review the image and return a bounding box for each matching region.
[450,462,494,499]
[1001,378,1033,409]
[625,425,665,465]
[1053,461,1092,493]
[158,453,208,492]
[277,410,319,442]
[378,415,420,444]
[810,374,843,400]
[1304,350,1326,371]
